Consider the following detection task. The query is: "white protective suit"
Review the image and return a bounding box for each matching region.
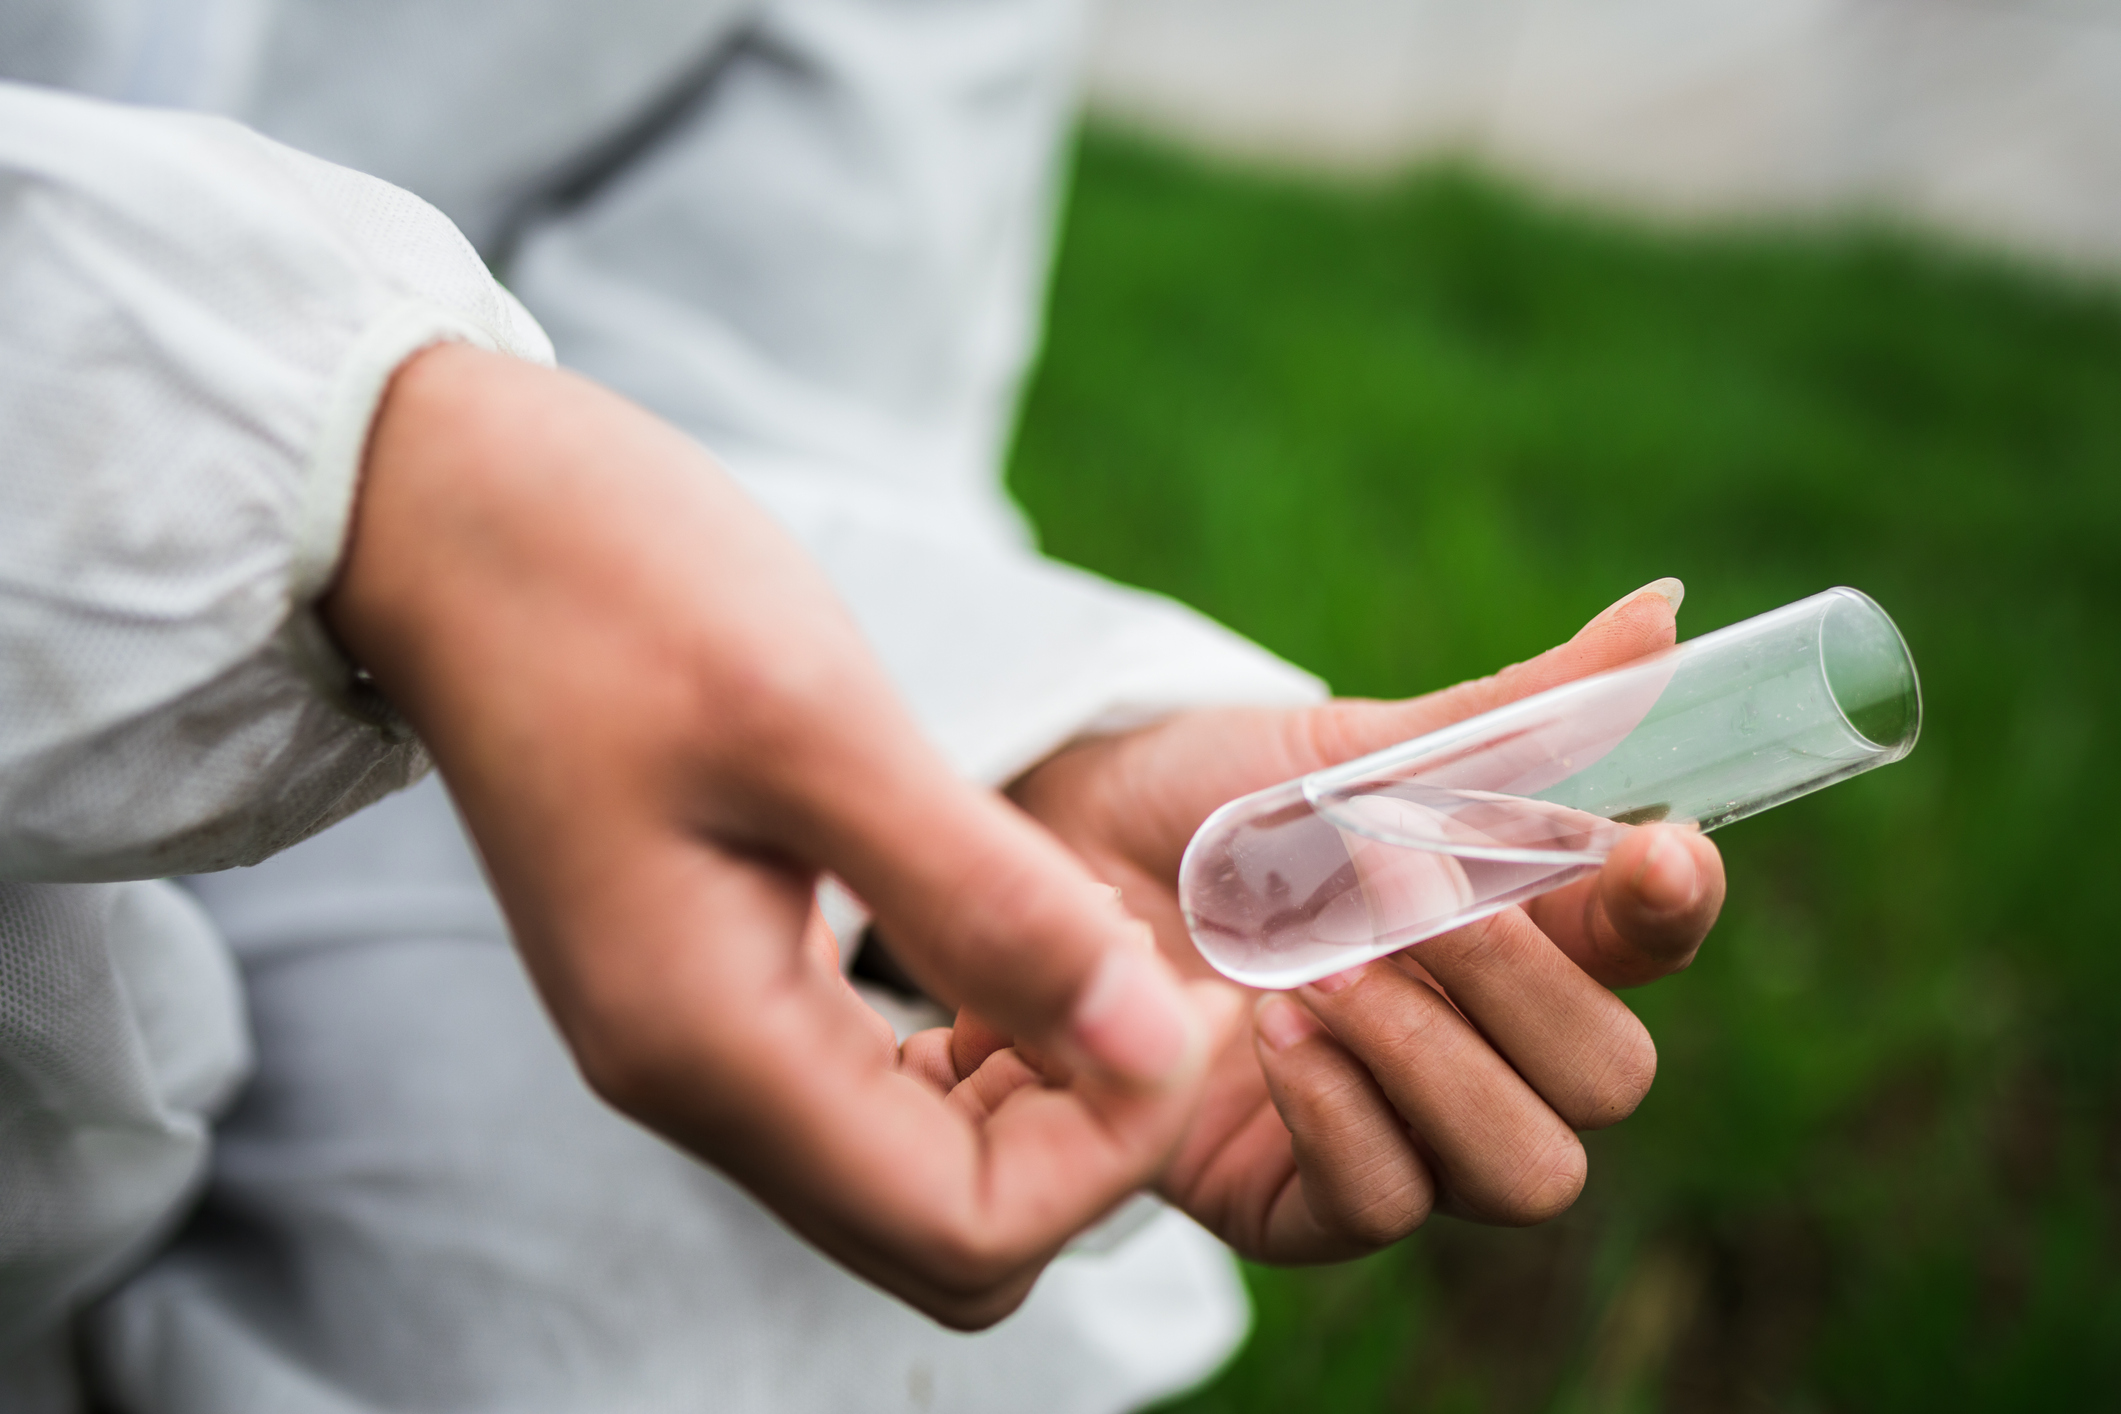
[0,2,1323,1410]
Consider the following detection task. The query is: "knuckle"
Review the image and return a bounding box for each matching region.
[1282,1082,1434,1247]
[1332,1173,1433,1247]
[570,1025,663,1121]
[1291,704,1362,773]
[1359,983,1458,1067]
[1448,669,1514,721]
[1285,1112,1435,1247]
[1283,1054,1380,1130]
[1440,913,1517,979]
[1496,1136,1588,1226]
[1559,1018,1660,1130]
[1316,963,1443,1047]
[916,1223,1026,1301]
[920,1263,1035,1331]
[898,1228,1039,1330]
[1291,1128,1433,1248]
[927,1289,1027,1333]
[728,656,832,732]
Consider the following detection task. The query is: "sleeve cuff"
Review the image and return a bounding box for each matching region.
[280,298,539,728]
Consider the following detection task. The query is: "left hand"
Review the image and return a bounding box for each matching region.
[992,584,1727,1263]
[327,345,1236,1327]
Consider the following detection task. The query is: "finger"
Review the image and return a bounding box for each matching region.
[1297,960,1586,1225]
[897,1027,962,1094]
[1287,578,1685,774]
[810,907,902,1061]
[340,348,1231,1325]
[1253,993,1435,1251]
[561,842,1248,1329]
[823,761,1224,1093]
[767,1062,1190,1325]
[949,1006,1014,1082]
[779,986,1248,1325]
[1399,909,1656,1130]
[657,578,1224,1100]
[801,903,849,977]
[1524,823,1727,989]
[372,350,1215,1099]
[945,1044,1051,1123]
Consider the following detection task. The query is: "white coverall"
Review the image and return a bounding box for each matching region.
[0,2,1322,1410]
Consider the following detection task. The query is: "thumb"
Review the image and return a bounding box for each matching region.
[824,761,1222,1093]
[1293,577,1685,773]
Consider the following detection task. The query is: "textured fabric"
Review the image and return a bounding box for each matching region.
[89,778,1249,1414]
[0,880,250,1410]
[499,0,1323,779]
[0,1,1323,1408]
[0,84,554,882]
[0,73,551,1396]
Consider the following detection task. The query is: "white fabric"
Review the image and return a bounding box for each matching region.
[0,84,553,882]
[86,778,1250,1414]
[0,880,250,1406]
[0,76,550,1412]
[0,1,1325,1409]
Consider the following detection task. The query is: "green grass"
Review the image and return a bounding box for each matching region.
[1006,131,2121,1413]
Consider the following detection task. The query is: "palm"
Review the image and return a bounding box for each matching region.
[1009,590,1728,1261]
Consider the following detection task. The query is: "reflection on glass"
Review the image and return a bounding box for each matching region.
[1181,588,1922,989]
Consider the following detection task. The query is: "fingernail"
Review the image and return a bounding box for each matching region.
[1071,946,1192,1087]
[1305,962,1366,996]
[1635,830,1700,914]
[1254,993,1323,1052]
[1597,577,1685,622]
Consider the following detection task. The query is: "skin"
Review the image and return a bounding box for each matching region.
[326,344,1241,1329]
[328,341,1722,1324]
[998,587,1728,1259]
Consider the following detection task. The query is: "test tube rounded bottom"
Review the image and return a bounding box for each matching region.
[1180,588,1920,989]
[1180,779,1618,989]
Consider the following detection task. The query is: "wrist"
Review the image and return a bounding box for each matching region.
[320,341,503,695]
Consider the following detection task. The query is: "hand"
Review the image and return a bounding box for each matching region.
[1004,586,1726,1261]
[322,344,1239,1327]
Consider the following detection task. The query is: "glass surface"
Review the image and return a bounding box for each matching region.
[1180,588,1921,988]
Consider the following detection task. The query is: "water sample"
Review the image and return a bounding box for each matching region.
[1180,587,1921,989]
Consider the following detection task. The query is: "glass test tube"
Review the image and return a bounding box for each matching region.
[1179,587,1922,989]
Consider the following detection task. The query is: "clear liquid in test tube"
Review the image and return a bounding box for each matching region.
[1179,587,1921,989]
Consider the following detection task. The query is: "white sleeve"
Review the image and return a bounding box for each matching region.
[0,880,250,1373]
[503,0,1324,784]
[0,82,554,883]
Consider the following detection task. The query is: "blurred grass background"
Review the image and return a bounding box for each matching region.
[1007,131,2121,1413]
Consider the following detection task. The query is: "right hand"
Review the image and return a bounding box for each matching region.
[323,343,1239,1328]
[1003,589,1724,1261]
